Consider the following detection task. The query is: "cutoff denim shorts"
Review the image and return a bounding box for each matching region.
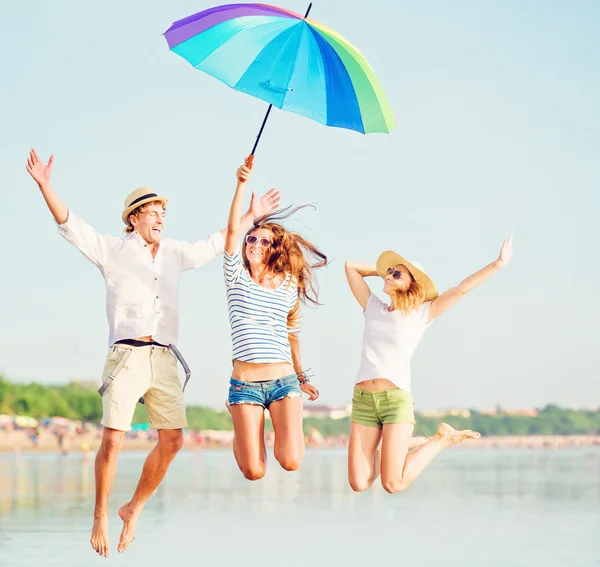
[351,386,415,428]
[228,373,302,409]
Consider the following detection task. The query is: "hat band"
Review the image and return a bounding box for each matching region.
[128,192,158,208]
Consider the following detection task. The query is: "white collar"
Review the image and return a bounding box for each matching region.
[128,231,149,247]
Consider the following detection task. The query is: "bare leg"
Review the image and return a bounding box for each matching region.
[409,436,429,450]
[229,404,267,480]
[117,429,183,553]
[91,427,124,558]
[269,395,304,471]
[381,422,480,493]
[348,423,383,492]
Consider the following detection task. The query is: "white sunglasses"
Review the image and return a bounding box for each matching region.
[245,235,272,247]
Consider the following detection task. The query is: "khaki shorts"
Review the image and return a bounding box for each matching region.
[100,344,187,431]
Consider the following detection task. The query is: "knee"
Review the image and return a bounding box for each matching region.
[160,432,184,455]
[277,455,302,472]
[101,431,123,455]
[349,478,371,492]
[241,464,266,481]
[382,479,408,494]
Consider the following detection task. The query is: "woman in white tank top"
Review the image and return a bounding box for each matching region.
[345,237,513,493]
[223,158,327,481]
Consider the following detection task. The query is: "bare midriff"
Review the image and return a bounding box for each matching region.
[355,378,399,392]
[232,360,295,382]
[136,336,154,342]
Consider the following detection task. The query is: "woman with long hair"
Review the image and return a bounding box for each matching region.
[223,159,327,480]
[345,237,513,493]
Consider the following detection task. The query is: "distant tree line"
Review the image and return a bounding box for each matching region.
[1,377,598,436]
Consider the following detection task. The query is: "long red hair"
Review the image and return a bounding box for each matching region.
[242,205,328,327]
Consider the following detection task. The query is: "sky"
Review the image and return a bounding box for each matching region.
[0,0,599,411]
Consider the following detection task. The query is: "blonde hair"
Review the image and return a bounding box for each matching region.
[390,277,427,314]
[124,200,166,234]
[243,205,328,329]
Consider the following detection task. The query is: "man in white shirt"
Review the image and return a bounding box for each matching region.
[26,149,266,557]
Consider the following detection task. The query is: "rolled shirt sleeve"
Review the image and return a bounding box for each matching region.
[180,231,225,271]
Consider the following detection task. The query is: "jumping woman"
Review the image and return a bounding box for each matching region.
[345,237,513,493]
[224,159,327,480]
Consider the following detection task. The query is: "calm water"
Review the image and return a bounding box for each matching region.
[0,448,598,567]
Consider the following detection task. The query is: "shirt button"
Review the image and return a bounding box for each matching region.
[156,296,159,299]
[155,277,158,281]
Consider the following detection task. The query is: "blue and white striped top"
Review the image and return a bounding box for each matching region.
[224,249,300,364]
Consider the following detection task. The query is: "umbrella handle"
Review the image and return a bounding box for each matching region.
[238,154,254,183]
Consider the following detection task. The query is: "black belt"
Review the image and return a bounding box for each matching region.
[115,339,168,348]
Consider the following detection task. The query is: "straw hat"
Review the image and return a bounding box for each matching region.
[376,250,438,301]
[121,187,168,225]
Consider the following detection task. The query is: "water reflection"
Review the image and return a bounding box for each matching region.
[1,448,599,567]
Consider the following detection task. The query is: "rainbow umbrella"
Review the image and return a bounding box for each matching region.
[164,3,395,162]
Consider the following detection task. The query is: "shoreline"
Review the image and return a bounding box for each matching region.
[1,431,598,454]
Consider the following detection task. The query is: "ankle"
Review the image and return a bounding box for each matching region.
[433,432,451,447]
[94,510,108,520]
[122,499,143,515]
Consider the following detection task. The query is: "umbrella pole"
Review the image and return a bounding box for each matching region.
[245,2,312,170]
[246,104,273,168]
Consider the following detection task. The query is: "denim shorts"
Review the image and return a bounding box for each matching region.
[228,374,302,409]
[351,387,415,428]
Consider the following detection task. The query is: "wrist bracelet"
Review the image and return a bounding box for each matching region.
[297,368,313,384]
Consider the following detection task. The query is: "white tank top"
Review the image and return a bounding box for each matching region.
[355,294,433,392]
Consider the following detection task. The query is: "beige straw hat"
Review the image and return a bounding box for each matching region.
[376,250,438,301]
[121,187,168,225]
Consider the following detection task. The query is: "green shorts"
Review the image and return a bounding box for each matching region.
[351,386,415,428]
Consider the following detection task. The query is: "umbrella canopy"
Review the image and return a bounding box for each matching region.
[13,415,38,428]
[42,417,73,427]
[164,3,395,135]
[0,414,13,426]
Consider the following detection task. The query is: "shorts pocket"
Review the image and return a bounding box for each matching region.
[99,348,132,396]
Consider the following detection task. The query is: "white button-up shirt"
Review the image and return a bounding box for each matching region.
[58,211,224,347]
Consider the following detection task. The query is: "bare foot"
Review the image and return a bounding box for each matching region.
[117,502,140,553]
[90,515,110,558]
[436,423,481,445]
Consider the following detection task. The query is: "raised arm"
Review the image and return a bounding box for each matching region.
[26,148,112,267]
[26,149,68,224]
[345,261,378,310]
[223,158,280,255]
[428,237,514,322]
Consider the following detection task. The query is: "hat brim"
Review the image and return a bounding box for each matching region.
[376,250,438,301]
[122,196,168,225]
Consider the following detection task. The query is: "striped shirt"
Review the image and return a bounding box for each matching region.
[224,249,299,364]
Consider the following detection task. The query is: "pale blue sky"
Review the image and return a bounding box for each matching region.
[1,0,598,410]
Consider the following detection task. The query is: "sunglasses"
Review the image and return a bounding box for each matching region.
[386,267,403,280]
[245,235,272,247]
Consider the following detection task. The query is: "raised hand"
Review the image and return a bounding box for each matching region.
[250,188,281,219]
[236,157,252,184]
[495,236,514,268]
[26,149,54,187]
